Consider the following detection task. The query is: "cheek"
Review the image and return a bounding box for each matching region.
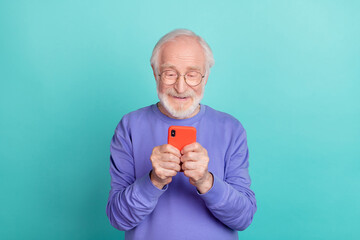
[159,84,176,96]
[157,84,167,94]
[194,87,204,97]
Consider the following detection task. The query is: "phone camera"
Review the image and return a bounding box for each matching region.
[171,129,176,137]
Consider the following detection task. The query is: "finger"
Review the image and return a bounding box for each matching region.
[182,161,197,171]
[160,144,181,157]
[160,153,181,164]
[154,168,178,179]
[162,168,178,177]
[183,169,197,179]
[181,152,203,163]
[160,161,181,172]
[181,142,203,154]
[183,170,205,183]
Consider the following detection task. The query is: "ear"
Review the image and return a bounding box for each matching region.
[151,64,157,81]
[203,74,209,86]
[202,66,210,86]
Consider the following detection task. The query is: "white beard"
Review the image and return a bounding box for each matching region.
[157,84,204,119]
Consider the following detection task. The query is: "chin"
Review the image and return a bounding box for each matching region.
[158,94,202,119]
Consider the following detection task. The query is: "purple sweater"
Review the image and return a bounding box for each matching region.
[106,104,257,240]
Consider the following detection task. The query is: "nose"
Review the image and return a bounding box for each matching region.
[174,75,188,93]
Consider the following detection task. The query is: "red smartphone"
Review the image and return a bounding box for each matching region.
[167,126,197,151]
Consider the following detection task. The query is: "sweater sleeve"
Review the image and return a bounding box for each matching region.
[199,125,257,231]
[106,118,166,231]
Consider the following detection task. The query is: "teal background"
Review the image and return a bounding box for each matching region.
[1,0,359,239]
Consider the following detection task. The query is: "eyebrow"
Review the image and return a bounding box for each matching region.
[160,64,202,71]
[160,64,176,70]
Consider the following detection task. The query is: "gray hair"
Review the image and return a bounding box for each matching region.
[150,29,215,76]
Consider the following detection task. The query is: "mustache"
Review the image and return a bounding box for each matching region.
[164,88,196,98]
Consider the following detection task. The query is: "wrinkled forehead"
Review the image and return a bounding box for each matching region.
[158,36,206,68]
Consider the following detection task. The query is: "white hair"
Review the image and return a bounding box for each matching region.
[150,29,215,76]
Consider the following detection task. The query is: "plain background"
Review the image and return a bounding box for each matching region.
[1,0,359,239]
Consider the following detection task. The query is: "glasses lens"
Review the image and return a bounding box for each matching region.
[161,70,178,84]
[185,71,202,86]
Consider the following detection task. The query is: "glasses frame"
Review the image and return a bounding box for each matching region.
[158,70,205,87]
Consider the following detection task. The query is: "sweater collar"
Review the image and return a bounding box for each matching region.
[151,102,206,125]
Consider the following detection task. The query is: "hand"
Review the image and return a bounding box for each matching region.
[150,144,181,189]
[181,142,214,194]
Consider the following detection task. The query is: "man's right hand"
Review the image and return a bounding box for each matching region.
[150,144,181,189]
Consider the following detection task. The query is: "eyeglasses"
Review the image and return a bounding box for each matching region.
[158,70,205,87]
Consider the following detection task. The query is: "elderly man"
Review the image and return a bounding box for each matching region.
[106,29,257,240]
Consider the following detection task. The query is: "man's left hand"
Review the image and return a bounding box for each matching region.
[181,142,214,194]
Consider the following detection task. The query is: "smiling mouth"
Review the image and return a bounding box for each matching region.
[172,96,189,100]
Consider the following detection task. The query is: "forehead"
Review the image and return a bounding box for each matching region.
[158,36,206,70]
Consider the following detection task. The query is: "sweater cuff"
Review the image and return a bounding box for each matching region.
[198,174,227,206]
[134,171,167,202]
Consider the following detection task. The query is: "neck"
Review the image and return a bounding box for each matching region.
[157,102,200,119]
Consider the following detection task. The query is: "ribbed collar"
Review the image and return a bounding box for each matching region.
[151,103,206,125]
